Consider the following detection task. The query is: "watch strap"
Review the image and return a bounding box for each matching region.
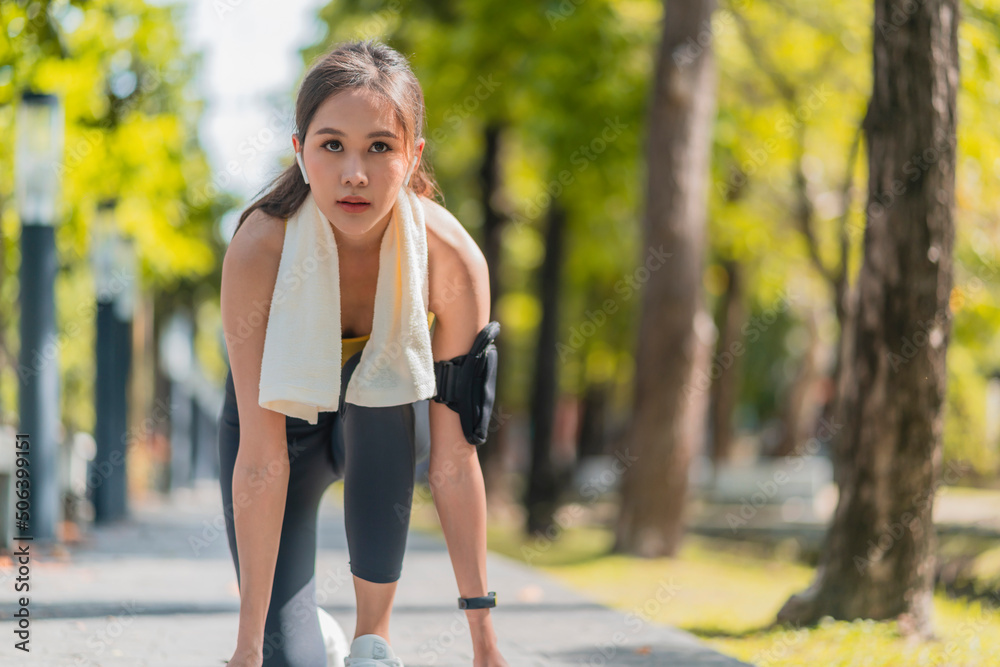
[457,591,496,609]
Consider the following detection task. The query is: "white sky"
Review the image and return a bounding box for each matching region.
[173,0,328,240]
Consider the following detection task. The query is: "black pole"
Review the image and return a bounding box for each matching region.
[91,296,131,523]
[92,299,118,522]
[18,223,61,542]
[169,380,192,490]
[113,304,132,514]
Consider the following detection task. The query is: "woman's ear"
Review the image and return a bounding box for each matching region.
[413,138,426,170]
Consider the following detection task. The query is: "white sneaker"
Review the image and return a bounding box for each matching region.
[344,633,405,667]
[318,607,350,667]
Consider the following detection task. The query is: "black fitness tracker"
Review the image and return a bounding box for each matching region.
[457,591,497,609]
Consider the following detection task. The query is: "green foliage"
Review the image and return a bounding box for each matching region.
[0,0,228,431]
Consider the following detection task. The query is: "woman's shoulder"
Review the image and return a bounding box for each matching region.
[419,194,486,270]
[225,207,286,268]
[419,195,490,317]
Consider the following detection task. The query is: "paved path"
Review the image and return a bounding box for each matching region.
[0,481,752,666]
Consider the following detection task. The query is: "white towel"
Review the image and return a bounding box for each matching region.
[257,186,436,425]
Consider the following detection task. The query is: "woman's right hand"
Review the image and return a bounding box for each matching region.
[226,645,263,667]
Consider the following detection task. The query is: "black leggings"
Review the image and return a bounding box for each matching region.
[217,350,422,666]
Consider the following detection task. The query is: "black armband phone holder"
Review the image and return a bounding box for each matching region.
[432,320,500,445]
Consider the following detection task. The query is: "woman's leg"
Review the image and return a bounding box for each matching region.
[218,368,340,667]
[338,353,419,643]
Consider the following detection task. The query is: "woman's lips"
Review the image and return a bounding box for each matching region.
[337,201,371,213]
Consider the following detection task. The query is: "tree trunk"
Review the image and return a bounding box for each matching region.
[524,202,567,536]
[577,380,611,460]
[476,123,511,504]
[709,259,744,465]
[612,0,717,558]
[772,307,823,458]
[822,274,855,487]
[777,0,959,638]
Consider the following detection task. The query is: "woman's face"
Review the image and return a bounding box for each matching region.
[292,87,423,251]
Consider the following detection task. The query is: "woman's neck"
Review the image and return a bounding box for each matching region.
[329,208,391,256]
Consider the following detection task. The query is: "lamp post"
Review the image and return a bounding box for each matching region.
[91,198,135,523]
[15,91,64,543]
[160,311,194,491]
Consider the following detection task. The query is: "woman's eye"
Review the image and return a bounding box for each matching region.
[321,140,390,152]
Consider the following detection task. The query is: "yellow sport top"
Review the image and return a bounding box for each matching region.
[283,219,436,366]
[342,311,436,367]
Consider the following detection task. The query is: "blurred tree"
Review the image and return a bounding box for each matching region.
[612,0,717,557]
[711,0,870,467]
[708,258,745,465]
[777,0,959,635]
[728,6,861,460]
[525,201,568,533]
[0,0,228,488]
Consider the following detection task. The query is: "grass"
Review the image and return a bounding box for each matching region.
[407,485,1000,666]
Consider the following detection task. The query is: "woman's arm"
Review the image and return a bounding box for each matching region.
[426,222,506,665]
[220,210,291,661]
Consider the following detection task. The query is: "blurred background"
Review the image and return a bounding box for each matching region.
[1,0,999,664]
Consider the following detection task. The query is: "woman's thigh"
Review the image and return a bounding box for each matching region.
[338,353,419,584]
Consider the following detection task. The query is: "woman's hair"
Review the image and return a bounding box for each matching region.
[234,39,441,234]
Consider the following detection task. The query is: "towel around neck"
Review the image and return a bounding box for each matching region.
[256,186,437,424]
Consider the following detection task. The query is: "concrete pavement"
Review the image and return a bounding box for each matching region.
[0,480,752,666]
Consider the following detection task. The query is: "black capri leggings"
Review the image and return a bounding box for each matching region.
[217,350,426,666]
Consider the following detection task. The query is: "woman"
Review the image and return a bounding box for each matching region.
[219,39,508,667]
